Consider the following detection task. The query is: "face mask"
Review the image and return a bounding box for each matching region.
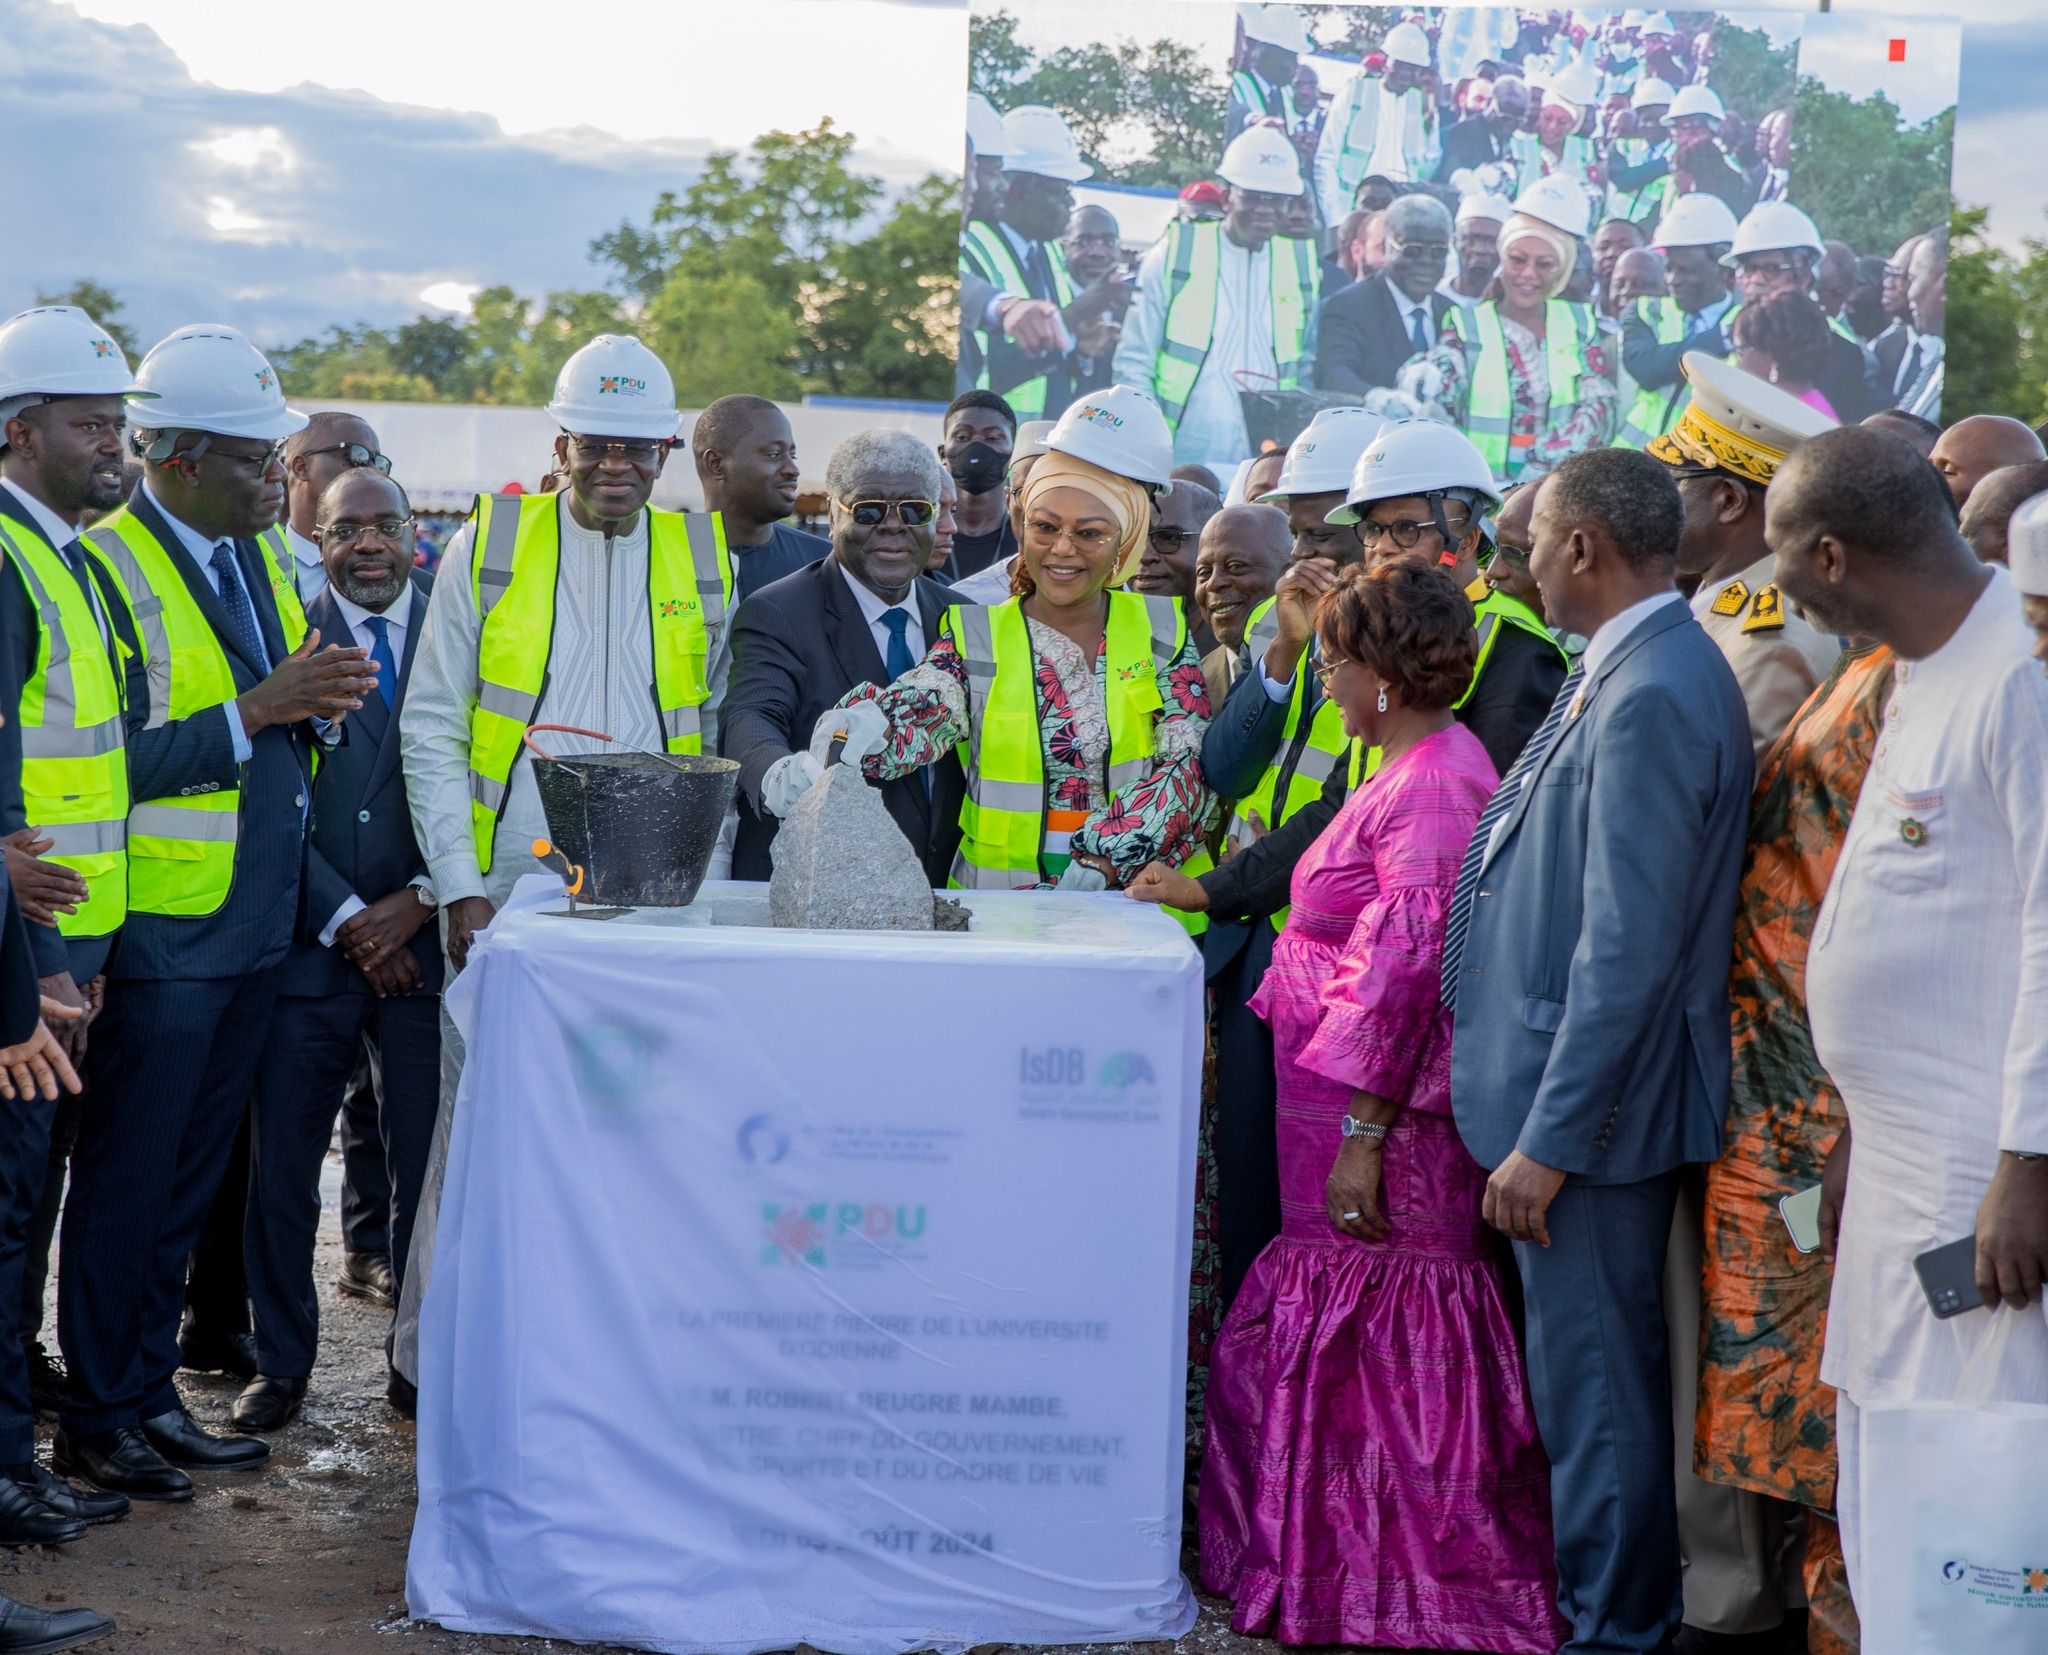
[947,441,1008,496]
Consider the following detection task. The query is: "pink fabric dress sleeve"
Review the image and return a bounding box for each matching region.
[1295,769,1473,1113]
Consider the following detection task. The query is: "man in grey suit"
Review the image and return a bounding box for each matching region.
[1440,450,1752,1654]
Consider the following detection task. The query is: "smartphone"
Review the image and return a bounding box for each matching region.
[1913,1233,1983,1319]
[1779,1183,1824,1254]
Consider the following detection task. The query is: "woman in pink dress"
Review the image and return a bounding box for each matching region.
[1192,561,1562,1651]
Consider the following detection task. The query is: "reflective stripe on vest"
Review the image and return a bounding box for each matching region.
[1464,300,1595,481]
[1615,298,1691,450]
[0,524,128,937]
[1232,70,1301,132]
[962,220,1075,422]
[1512,131,1596,192]
[1152,220,1315,429]
[1322,73,1435,203]
[1456,590,1569,715]
[1605,143,1673,224]
[82,513,306,918]
[942,593,1212,930]
[465,493,733,875]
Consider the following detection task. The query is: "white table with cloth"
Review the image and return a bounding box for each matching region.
[405,876,1204,1654]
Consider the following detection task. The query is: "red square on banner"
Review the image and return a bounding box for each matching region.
[1889,38,1907,61]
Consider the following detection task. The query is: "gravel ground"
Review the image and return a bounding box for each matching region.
[7,1155,1379,1655]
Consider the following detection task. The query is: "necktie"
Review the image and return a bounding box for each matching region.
[209,541,267,672]
[364,614,397,709]
[1896,339,1920,397]
[881,607,914,680]
[1409,304,1432,355]
[1439,662,1585,1010]
[59,538,104,639]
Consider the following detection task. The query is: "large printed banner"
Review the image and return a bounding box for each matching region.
[961,3,1961,465]
[407,880,1203,1654]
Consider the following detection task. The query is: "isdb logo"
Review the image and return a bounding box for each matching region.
[737,1112,790,1165]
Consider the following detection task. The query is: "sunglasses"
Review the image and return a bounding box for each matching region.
[301,441,393,475]
[840,498,937,528]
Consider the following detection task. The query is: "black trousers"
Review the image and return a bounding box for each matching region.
[0,1057,65,1463]
[19,1090,81,1352]
[245,991,439,1379]
[184,1110,251,1337]
[338,1054,391,1258]
[59,972,280,1433]
[1210,924,1282,1311]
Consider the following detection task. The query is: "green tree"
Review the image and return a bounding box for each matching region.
[33,280,137,358]
[1791,81,1952,258]
[810,174,959,401]
[1945,205,2048,426]
[1704,20,1797,122]
[643,270,804,407]
[970,8,1034,98]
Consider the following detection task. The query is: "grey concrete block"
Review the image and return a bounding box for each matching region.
[769,762,936,931]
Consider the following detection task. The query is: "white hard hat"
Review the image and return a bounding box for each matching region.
[1260,408,1388,500]
[1721,200,1825,267]
[1630,76,1676,110]
[1011,419,1057,465]
[967,92,1010,160]
[1381,21,1432,68]
[1001,105,1092,183]
[1457,191,1514,227]
[545,334,681,440]
[1653,191,1740,251]
[1217,125,1305,196]
[1044,384,1174,489]
[1666,84,1725,123]
[2008,490,2048,599]
[1512,172,1592,240]
[1548,61,1600,110]
[1522,60,1552,93]
[1329,419,1503,522]
[1237,3,1310,56]
[0,306,149,404]
[1620,8,1650,27]
[128,324,305,442]
[1639,10,1677,35]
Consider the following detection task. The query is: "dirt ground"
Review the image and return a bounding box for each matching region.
[8,1156,1346,1655]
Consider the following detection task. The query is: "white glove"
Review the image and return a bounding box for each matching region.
[809,700,889,769]
[1054,860,1108,892]
[760,751,823,818]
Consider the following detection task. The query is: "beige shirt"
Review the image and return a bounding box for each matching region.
[1691,552,1841,761]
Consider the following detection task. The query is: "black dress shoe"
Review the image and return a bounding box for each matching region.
[177,1327,257,1381]
[12,1466,126,1528]
[385,1368,416,1421]
[337,1251,396,1308]
[50,1429,191,1503]
[0,1479,83,1546]
[0,1594,113,1653]
[25,1347,64,1421]
[231,1375,306,1434]
[139,1406,269,1470]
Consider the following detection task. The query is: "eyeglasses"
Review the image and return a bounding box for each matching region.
[1148,526,1192,554]
[1388,239,1451,261]
[1359,517,1444,550]
[1737,260,1799,282]
[1488,539,1533,572]
[324,517,415,547]
[568,436,671,470]
[204,439,286,474]
[840,498,937,528]
[1311,654,1352,687]
[301,441,392,475]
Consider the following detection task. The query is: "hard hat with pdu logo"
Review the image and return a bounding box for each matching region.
[127,324,304,442]
[545,335,681,440]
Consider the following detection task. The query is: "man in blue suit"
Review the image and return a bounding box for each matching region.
[236,469,440,1432]
[60,326,377,1502]
[1442,449,1752,1654]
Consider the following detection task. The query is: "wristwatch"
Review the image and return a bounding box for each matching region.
[1340,1116,1389,1142]
[413,882,439,912]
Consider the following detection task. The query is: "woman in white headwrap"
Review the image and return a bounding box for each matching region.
[833,386,1217,896]
[1402,175,1617,484]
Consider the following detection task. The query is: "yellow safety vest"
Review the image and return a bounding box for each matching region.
[1320,72,1438,203]
[941,592,1212,931]
[961,220,1075,422]
[1151,220,1316,431]
[1461,299,1597,482]
[1605,141,1673,225]
[0,524,128,937]
[1511,131,1597,194]
[1615,298,1691,449]
[83,511,305,918]
[464,492,733,875]
[1232,69,1304,133]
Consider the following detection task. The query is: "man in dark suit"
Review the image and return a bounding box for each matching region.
[1433,73,1528,182]
[235,470,440,1432]
[722,431,962,885]
[60,327,376,1501]
[1442,449,1751,1654]
[1314,194,1457,396]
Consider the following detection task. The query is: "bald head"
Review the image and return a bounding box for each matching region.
[1861,407,1940,459]
[1930,415,2046,507]
[1958,460,2048,565]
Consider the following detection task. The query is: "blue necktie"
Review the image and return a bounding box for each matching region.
[1409,305,1431,355]
[881,607,914,680]
[364,614,397,708]
[209,541,267,672]
[1439,662,1584,1010]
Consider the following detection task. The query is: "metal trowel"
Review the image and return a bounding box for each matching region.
[533,838,632,920]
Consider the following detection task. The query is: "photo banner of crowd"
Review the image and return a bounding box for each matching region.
[959,3,1960,484]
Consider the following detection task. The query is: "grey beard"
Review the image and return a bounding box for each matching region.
[333,569,408,611]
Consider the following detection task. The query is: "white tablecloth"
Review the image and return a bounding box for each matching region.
[407,878,1203,1653]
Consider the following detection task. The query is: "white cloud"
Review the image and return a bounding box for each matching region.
[193,126,294,170]
[419,281,480,314]
[204,196,271,237]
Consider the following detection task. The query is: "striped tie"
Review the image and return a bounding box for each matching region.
[1440,662,1584,1011]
